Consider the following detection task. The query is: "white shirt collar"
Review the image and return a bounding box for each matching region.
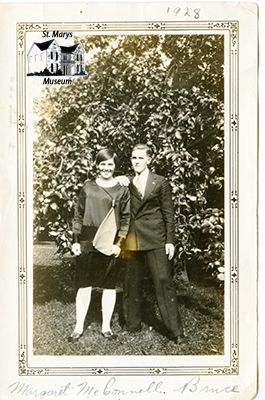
[133,168,149,197]
[136,167,149,182]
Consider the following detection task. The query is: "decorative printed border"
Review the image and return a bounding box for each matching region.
[17,20,239,375]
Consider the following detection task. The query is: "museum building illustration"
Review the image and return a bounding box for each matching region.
[27,39,85,76]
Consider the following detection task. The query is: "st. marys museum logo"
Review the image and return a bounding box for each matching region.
[27,36,85,84]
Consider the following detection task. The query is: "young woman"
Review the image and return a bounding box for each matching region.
[69,148,130,342]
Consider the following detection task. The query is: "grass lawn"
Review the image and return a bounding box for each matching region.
[33,244,224,356]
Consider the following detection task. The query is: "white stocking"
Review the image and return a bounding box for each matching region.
[101,289,116,333]
[74,287,92,334]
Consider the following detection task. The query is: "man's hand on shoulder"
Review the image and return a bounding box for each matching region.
[115,175,130,186]
[165,243,175,260]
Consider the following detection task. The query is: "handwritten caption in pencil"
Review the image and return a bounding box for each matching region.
[8,376,240,399]
[166,7,201,19]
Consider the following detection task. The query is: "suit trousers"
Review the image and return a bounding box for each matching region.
[123,248,183,337]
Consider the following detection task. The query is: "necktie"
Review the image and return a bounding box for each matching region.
[134,174,144,198]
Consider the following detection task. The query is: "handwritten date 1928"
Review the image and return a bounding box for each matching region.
[167,7,201,20]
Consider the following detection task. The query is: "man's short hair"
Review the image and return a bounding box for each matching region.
[132,143,153,158]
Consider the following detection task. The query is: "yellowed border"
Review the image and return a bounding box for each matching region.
[17,20,238,376]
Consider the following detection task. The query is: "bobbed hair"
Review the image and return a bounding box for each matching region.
[95,148,118,166]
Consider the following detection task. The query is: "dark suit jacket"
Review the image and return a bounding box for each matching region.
[124,171,176,251]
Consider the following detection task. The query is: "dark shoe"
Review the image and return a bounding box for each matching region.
[101,331,117,340]
[168,333,185,344]
[169,336,180,344]
[126,324,142,333]
[67,332,83,343]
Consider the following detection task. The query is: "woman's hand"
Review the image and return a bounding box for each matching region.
[111,244,121,258]
[72,243,81,256]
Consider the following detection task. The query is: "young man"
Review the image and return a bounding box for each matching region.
[123,144,184,342]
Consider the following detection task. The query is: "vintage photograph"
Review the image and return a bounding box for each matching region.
[0,1,259,399]
[30,32,225,357]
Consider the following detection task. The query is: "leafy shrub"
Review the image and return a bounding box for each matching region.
[33,34,224,284]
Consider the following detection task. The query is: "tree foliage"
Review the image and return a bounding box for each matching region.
[33,34,224,283]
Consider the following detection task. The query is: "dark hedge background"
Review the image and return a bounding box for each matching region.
[33,34,224,284]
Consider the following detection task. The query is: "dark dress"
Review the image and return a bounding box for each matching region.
[72,180,130,289]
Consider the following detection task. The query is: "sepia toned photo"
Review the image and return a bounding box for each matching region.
[26,29,226,361]
[0,2,259,399]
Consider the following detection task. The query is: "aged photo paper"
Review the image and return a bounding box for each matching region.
[0,1,259,399]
